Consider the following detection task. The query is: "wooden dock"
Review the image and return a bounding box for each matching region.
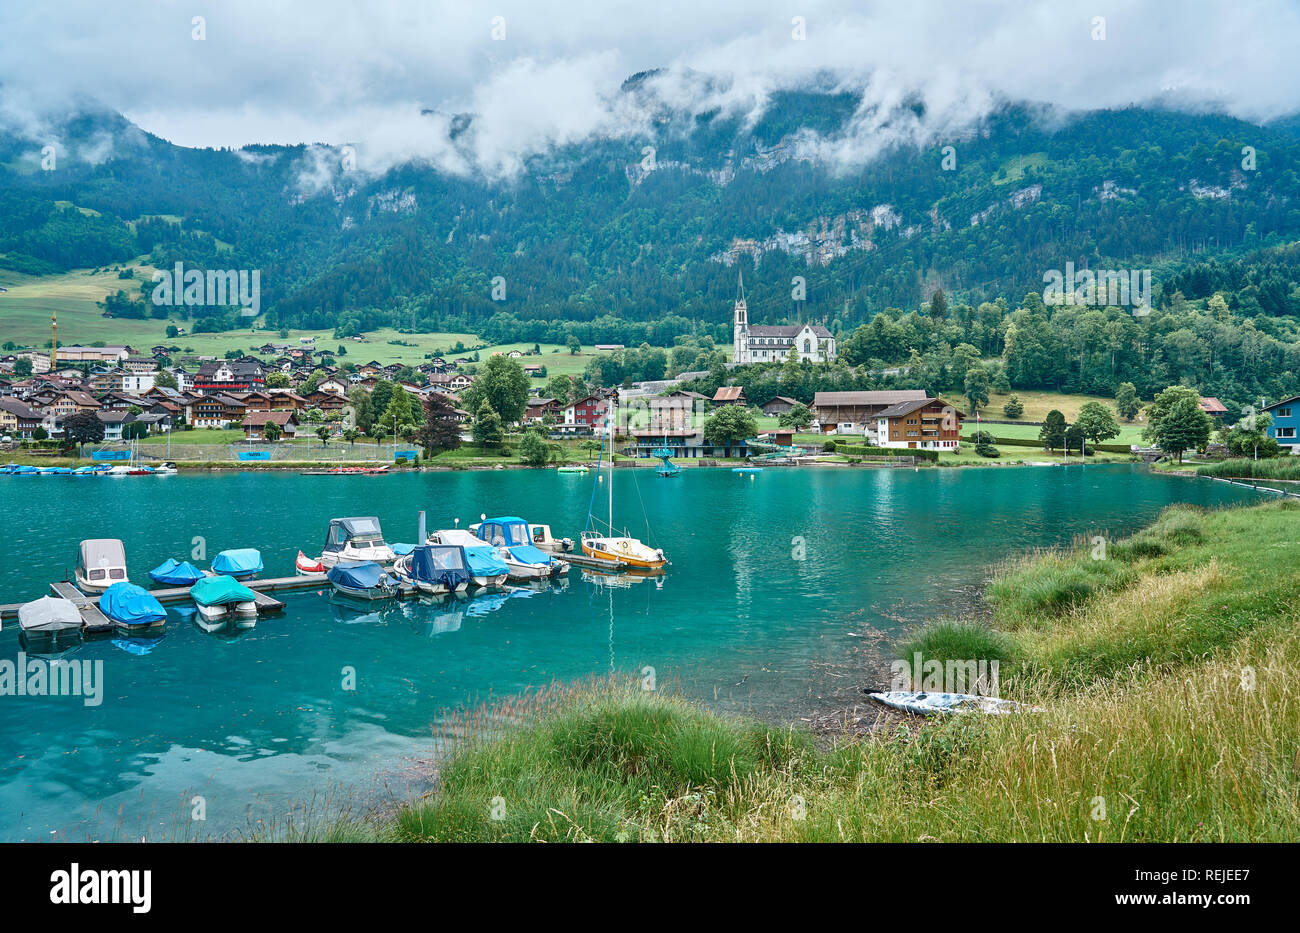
[0,574,331,630]
[47,581,115,633]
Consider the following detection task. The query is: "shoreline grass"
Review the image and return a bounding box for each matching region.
[299,498,1299,843]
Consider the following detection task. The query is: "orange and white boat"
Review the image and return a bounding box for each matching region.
[580,533,666,570]
[580,420,668,571]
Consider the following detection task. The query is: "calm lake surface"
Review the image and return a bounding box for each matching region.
[0,464,1263,841]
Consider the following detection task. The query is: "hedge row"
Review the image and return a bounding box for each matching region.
[977,435,1132,454]
[832,444,940,462]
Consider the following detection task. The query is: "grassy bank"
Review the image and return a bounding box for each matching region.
[1196,458,1300,482]
[301,498,1297,842]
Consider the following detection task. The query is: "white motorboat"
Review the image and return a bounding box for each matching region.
[470,517,569,580]
[75,539,128,592]
[392,544,472,595]
[318,516,397,568]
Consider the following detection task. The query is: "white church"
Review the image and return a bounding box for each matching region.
[731,276,836,365]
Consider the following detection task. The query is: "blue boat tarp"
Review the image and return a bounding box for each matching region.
[148,558,205,586]
[190,574,256,606]
[476,517,535,548]
[462,543,510,577]
[391,543,416,556]
[328,561,388,590]
[211,549,263,576]
[99,582,167,626]
[407,545,472,590]
[506,543,554,566]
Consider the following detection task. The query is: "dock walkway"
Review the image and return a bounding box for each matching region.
[0,574,331,631]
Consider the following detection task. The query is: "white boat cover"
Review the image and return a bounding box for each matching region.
[18,596,82,633]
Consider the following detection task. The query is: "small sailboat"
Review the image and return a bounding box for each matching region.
[190,575,259,630]
[148,558,205,587]
[426,529,510,587]
[392,544,473,595]
[326,561,397,600]
[98,582,167,633]
[581,425,667,571]
[471,517,570,580]
[211,549,263,581]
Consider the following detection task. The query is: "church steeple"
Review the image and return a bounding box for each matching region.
[732,270,748,363]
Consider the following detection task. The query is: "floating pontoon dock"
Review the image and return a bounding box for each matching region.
[0,575,337,631]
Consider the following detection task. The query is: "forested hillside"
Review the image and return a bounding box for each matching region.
[2,88,1300,408]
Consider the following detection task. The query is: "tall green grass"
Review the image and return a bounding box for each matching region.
[324,499,1300,843]
[1197,458,1300,480]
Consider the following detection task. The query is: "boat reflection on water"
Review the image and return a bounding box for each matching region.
[580,567,666,589]
[18,629,83,660]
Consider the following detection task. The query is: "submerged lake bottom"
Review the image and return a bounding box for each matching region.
[0,464,1264,841]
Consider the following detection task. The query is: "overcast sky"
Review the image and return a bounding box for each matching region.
[2,0,1297,178]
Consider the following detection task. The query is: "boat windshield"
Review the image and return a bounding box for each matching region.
[504,522,530,546]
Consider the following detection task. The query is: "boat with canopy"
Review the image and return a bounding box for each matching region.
[471,517,570,580]
[75,539,128,593]
[425,528,510,587]
[392,543,473,595]
[317,517,396,568]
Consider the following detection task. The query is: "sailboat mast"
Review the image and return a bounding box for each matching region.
[607,414,614,531]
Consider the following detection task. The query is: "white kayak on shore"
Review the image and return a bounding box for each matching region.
[867,691,1038,716]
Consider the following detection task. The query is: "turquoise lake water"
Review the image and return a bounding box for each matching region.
[0,464,1263,841]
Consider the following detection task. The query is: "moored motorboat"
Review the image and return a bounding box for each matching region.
[98,582,167,633]
[190,575,259,629]
[153,462,178,474]
[326,561,397,599]
[211,548,263,581]
[471,516,569,580]
[426,528,510,587]
[75,539,128,593]
[528,524,575,555]
[18,596,83,635]
[318,516,396,568]
[392,544,472,595]
[148,558,205,587]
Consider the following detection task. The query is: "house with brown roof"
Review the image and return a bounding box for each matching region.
[812,390,929,435]
[761,395,801,416]
[192,394,247,429]
[242,410,300,440]
[872,397,964,450]
[712,386,747,406]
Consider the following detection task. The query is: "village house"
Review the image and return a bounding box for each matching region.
[761,396,801,417]
[194,359,265,393]
[1262,396,1300,453]
[241,410,299,440]
[96,409,132,441]
[192,394,247,429]
[524,397,564,423]
[712,386,747,407]
[812,390,929,435]
[872,398,964,451]
[564,390,615,432]
[0,398,43,439]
